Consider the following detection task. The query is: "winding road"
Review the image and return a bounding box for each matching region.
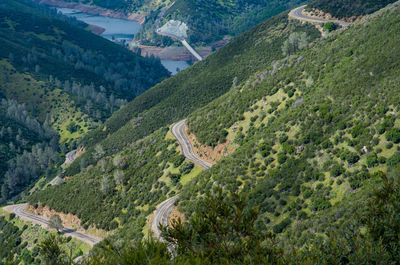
[151,196,178,240]
[5,204,101,246]
[289,5,350,27]
[151,119,212,240]
[171,119,212,169]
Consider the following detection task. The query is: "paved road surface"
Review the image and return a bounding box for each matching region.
[171,119,212,169]
[151,196,178,239]
[64,149,77,165]
[151,119,213,240]
[5,204,101,246]
[289,5,350,27]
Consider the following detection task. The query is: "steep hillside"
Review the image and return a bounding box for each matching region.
[0,99,60,203]
[41,0,306,46]
[307,0,398,19]
[0,0,169,141]
[0,0,168,203]
[181,1,400,244]
[30,11,321,243]
[138,0,306,46]
[13,0,400,263]
[65,12,320,176]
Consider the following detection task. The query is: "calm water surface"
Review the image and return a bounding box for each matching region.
[57,7,190,75]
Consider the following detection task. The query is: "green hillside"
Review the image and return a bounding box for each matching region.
[138,0,306,46]
[182,0,400,244]
[65,12,320,176]
[4,0,398,263]
[307,0,398,18]
[0,0,168,203]
[30,0,400,254]
[0,0,168,130]
[30,11,321,243]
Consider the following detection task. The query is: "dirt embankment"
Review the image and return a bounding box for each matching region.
[27,204,109,238]
[303,8,362,23]
[168,206,184,227]
[185,126,236,164]
[37,0,147,24]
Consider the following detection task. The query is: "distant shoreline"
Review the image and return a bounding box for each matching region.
[36,0,147,24]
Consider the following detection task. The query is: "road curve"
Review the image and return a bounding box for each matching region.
[289,5,350,27]
[171,119,213,169]
[151,119,213,240]
[151,196,178,240]
[5,203,101,246]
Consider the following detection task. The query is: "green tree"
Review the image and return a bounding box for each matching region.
[282,32,309,56]
[323,22,336,32]
[160,188,282,264]
[386,127,400,143]
[365,170,400,259]
[49,214,63,232]
[38,234,66,265]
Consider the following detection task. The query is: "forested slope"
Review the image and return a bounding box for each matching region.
[25,0,400,262]
[137,0,306,46]
[182,1,400,245]
[31,11,321,243]
[0,0,168,126]
[307,0,398,19]
[0,0,168,203]
[65,12,320,176]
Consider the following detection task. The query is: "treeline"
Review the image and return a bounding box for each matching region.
[1,99,58,141]
[52,40,160,100]
[307,0,397,18]
[50,77,127,121]
[0,98,60,203]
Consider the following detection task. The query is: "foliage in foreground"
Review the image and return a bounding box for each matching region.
[81,173,400,264]
[6,174,397,264]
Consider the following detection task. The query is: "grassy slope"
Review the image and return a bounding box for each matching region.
[179,4,400,244]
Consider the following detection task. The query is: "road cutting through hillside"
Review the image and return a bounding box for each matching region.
[4,203,101,246]
[151,119,212,240]
[171,119,213,169]
[289,5,350,27]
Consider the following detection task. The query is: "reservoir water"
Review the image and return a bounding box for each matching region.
[56,7,190,75]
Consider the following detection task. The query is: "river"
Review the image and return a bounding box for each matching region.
[56,7,190,75]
